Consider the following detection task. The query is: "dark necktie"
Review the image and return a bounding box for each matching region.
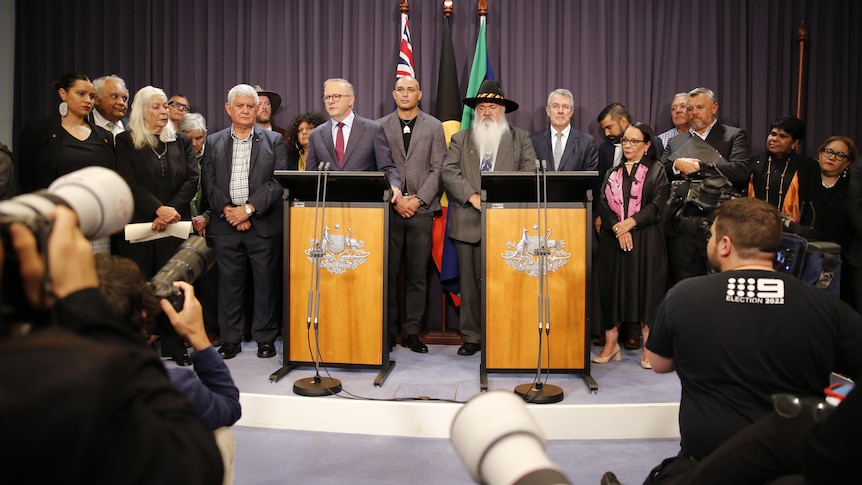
[336,122,345,167]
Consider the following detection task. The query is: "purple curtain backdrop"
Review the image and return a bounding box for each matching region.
[13,0,862,155]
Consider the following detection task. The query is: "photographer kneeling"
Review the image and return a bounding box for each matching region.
[0,207,223,484]
[95,253,241,484]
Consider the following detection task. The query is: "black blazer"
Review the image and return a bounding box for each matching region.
[201,126,287,238]
[16,115,115,192]
[115,131,199,223]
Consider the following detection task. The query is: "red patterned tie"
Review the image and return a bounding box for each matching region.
[336,122,345,167]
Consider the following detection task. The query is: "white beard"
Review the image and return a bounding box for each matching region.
[471,113,509,162]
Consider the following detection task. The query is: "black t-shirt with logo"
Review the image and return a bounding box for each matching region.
[648,270,862,460]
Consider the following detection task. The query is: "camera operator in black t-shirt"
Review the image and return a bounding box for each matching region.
[640,198,862,484]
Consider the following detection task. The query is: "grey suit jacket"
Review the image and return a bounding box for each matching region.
[442,126,537,243]
[530,127,599,172]
[201,126,287,238]
[305,114,402,189]
[377,110,446,213]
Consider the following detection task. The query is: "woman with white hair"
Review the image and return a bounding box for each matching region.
[116,85,199,366]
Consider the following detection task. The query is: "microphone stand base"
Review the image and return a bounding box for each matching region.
[514,383,564,404]
[293,376,342,397]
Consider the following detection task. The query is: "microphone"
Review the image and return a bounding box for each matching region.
[535,159,541,172]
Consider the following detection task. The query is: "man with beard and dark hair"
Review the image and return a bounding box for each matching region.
[441,79,537,356]
[638,197,862,484]
[253,85,287,138]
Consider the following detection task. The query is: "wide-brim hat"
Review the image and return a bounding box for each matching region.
[253,85,282,113]
[463,79,519,113]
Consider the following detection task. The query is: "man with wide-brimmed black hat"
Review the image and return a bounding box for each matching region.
[441,79,537,356]
[254,85,286,138]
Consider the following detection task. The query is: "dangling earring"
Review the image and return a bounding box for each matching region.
[843,167,849,178]
[58,101,68,117]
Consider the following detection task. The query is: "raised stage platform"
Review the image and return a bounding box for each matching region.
[212,339,682,441]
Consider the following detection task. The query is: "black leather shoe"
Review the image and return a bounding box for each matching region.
[257,341,276,358]
[457,342,481,356]
[172,351,192,366]
[402,334,428,353]
[218,342,242,359]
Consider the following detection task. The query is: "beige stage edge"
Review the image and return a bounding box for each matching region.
[288,205,384,366]
[484,207,588,370]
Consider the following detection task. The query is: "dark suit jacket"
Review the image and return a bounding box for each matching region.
[201,125,287,238]
[530,127,598,172]
[16,115,115,192]
[0,289,223,485]
[660,122,751,189]
[305,114,402,189]
[377,110,446,213]
[115,131,198,223]
[442,126,537,243]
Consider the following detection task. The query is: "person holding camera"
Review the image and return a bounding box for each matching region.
[642,198,862,483]
[0,207,223,484]
[116,85,199,365]
[95,254,240,484]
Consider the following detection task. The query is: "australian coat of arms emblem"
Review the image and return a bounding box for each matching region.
[501,226,570,277]
[305,224,369,274]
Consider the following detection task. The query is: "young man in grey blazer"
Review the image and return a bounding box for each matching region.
[377,76,446,353]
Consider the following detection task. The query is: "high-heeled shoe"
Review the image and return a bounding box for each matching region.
[591,344,621,364]
[640,361,652,369]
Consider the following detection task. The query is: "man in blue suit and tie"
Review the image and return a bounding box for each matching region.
[305,78,402,201]
[530,88,598,172]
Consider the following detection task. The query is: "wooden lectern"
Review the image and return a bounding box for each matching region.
[269,171,395,386]
[480,171,598,392]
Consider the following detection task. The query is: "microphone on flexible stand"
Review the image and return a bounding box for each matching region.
[515,159,564,404]
[294,160,342,397]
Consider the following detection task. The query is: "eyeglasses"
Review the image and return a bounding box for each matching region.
[771,393,834,422]
[620,138,645,145]
[168,100,191,112]
[549,103,573,111]
[323,94,351,102]
[821,147,850,162]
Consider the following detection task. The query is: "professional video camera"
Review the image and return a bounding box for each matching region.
[0,167,133,325]
[666,167,741,241]
[148,235,217,311]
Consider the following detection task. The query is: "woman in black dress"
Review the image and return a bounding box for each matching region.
[17,73,116,252]
[116,85,198,365]
[594,122,669,368]
[17,72,116,192]
[804,136,858,309]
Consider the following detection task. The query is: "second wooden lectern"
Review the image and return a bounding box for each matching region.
[480,171,598,392]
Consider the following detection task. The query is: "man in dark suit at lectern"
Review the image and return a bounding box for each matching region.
[201,83,287,360]
[305,77,402,201]
[442,80,537,356]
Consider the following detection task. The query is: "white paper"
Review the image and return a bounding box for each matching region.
[124,221,193,243]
